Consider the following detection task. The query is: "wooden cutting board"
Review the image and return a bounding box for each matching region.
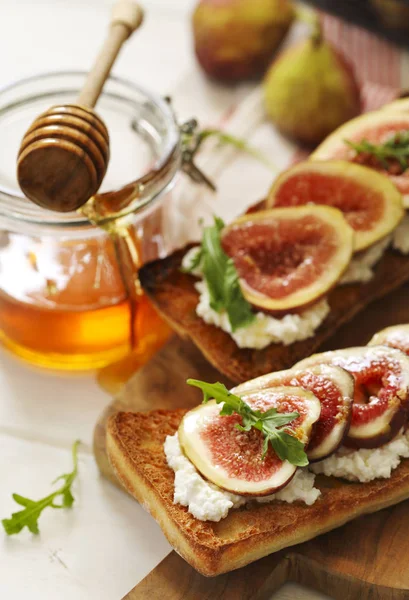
[94,283,409,600]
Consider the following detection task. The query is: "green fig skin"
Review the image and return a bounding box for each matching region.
[192,0,294,83]
[264,37,361,146]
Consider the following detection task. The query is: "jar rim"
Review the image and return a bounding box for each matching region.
[0,70,181,228]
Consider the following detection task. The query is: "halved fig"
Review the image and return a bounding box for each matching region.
[369,324,409,357]
[311,112,409,208]
[295,346,409,448]
[267,160,403,252]
[221,206,354,313]
[178,386,321,496]
[234,365,354,461]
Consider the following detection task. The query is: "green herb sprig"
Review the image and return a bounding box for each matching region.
[2,440,80,536]
[345,132,409,171]
[187,379,308,466]
[183,217,255,332]
[195,129,278,171]
[179,121,277,190]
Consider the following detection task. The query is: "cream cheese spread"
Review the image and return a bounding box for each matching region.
[195,280,329,350]
[165,427,409,521]
[310,429,409,483]
[393,213,409,255]
[164,433,321,522]
[340,236,391,284]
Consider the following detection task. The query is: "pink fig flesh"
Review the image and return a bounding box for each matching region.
[178,386,320,496]
[296,346,409,449]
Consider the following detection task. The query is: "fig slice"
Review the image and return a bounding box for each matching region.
[381,98,409,115]
[234,365,354,461]
[295,346,409,449]
[221,206,354,314]
[369,324,409,357]
[178,386,321,496]
[311,111,409,208]
[267,160,403,252]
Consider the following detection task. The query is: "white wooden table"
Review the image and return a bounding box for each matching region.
[0,1,331,598]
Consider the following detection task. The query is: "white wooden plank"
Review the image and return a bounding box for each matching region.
[0,435,171,600]
[0,350,109,450]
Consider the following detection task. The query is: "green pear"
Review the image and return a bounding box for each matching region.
[192,0,294,82]
[264,33,361,146]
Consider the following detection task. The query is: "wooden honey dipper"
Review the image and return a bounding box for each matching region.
[17,0,143,213]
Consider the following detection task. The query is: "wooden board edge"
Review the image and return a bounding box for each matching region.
[288,553,409,600]
[121,546,409,600]
[122,548,290,599]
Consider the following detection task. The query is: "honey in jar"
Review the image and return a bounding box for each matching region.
[0,72,180,371]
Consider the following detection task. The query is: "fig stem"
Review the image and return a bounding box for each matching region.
[311,20,322,46]
[295,6,322,45]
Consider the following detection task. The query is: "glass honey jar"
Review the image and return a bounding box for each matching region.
[0,72,181,370]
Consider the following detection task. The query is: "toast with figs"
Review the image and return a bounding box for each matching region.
[107,326,409,576]
[107,408,409,577]
[139,242,409,383]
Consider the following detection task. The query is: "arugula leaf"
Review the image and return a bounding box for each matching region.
[223,259,255,331]
[2,440,80,536]
[187,379,308,466]
[345,132,409,171]
[187,379,245,411]
[262,409,301,429]
[184,217,255,332]
[202,220,228,312]
[273,431,309,467]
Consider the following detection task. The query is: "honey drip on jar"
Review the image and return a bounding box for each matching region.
[97,295,171,395]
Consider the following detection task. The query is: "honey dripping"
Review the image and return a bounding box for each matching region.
[97,295,171,395]
[88,198,172,392]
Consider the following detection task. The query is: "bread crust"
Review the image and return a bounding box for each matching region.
[139,243,409,383]
[106,410,409,577]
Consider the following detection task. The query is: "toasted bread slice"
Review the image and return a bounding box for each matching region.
[107,410,409,577]
[139,244,409,382]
